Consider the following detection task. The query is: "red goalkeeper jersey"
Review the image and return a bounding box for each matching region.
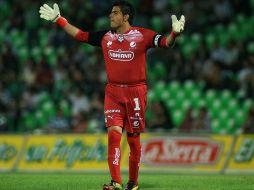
[86,27,166,85]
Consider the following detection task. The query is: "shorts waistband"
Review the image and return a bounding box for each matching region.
[108,82,146,88]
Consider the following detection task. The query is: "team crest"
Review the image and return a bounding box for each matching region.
[118,34,124,42]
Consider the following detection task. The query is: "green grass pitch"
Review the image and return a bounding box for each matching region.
[0,173,254,190]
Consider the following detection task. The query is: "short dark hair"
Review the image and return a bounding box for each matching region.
[112,0,135,24]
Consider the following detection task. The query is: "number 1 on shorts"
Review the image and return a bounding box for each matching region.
[133,98,141,111]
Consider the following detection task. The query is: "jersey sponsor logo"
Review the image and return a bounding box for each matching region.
[105,115,113,123]
[130,41,136,48]
[105,109,121,114]
[107,115,113,119]
[142,138,221,166]
[108,49,134,61]
[130,112,143,121]
[113,148,120,165]
[130,116,143,120]
[133,121,140,128]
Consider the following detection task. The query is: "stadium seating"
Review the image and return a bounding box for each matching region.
[146,79,253,134]
[1,1,253,135]
[151,16,163,34]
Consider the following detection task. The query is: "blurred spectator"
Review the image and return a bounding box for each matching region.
[242,108,254,134]
[238,60,254,91]
[0,113,8,132]
[211,41,227,64]
[7,99,20,131]
[147,101,173,132]
[193,107,211,133]
[72,111,89,133]
[20,87,40,111]
[213,0,233,23]
[224,40,240,71]
[182,53,202,81]
[69,88,90,117]
[21,59,37,88]
[47,108,71,133]
[88,92,105,132]
[246,75,254,99]
[178,108,195,133]
[35,62,54,92]
[201,60,223,90]
[1,41,19,74]
[53,61,68,83]
[0,82,11,111]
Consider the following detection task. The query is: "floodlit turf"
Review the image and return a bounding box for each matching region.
[0,173,254,190]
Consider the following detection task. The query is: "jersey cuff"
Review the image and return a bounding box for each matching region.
[159,37,167,48]
[56,17,68,28]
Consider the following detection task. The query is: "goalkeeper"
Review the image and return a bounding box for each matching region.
[39,1,185,190]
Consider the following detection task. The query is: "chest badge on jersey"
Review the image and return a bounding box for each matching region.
[107,41,112,48]
[130,41,136,48]
[117,34,124,42]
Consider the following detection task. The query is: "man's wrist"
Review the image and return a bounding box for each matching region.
[56,16,68,28]
[170,31,180,38]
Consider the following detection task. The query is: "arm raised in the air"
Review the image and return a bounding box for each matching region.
[39,3,88,42]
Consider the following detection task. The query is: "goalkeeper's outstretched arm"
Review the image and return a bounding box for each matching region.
[39,3,88,42]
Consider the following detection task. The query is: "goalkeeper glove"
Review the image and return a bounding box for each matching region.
[39,3,60,22]
[171,15,185,34]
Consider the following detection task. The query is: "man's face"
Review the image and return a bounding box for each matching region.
[109,6,125,29]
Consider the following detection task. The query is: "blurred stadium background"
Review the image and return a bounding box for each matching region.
[1,0,254,184]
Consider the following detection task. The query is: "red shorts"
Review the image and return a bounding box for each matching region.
[104,83,147,133]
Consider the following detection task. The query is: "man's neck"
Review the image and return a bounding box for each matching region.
[116,23,132,34]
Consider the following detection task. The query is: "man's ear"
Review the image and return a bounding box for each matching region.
[124,14,129,22]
